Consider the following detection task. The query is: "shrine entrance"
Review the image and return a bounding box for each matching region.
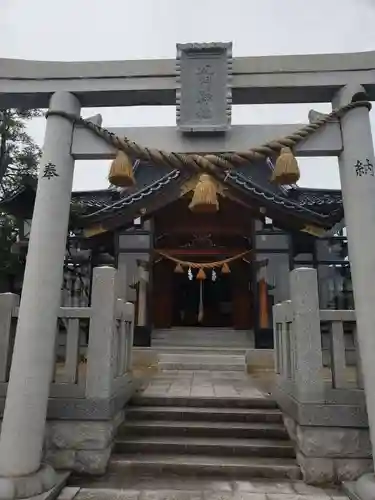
[172,267,232,327]
[151,198,254,330]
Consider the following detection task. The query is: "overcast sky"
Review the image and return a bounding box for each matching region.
[1,0,375,192]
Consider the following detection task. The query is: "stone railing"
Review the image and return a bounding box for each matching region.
[274,299,362,395]
[0,266,137,475]
[319,309,363,390]
[272,267,372,485]
[0,266,134,400]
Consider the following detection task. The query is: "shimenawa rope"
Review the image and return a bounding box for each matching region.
[156,249,251,269]
[46,100,371,179]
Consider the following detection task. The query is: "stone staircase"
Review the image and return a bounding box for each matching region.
[158,351,246,371]
[151,328,253,371]
[108,393,301,480]
[152,328,254,349]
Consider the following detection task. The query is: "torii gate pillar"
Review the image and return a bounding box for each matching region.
[0,91,80,499]
[334,85,375,500]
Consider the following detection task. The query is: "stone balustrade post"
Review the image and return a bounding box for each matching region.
[273,300,294,381]
[333,85,375,499]
[124,302,135,371]
[0,91,80,499]
[137,263,148,327]
[290,268,324,403]
[85,266,117,399]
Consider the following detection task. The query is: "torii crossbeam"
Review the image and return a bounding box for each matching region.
[0,44,375,500]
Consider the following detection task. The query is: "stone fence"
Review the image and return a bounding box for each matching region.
[0,266,137,475]
[272,267,372,485]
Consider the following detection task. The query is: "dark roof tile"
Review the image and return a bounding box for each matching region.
[0,160,344,229]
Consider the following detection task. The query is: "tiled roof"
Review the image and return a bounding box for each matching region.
[289,188,343,214]
[0,161,344,229]
[224,160,343,225]
[72,189,120,212]
[80,169,181,220]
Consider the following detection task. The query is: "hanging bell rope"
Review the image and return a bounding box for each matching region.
[189,174,219,213]
[156,249,251,270]
[108,151,135,187]
[271,147,300,185]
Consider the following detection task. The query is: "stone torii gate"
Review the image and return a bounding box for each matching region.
[0,44,375,499]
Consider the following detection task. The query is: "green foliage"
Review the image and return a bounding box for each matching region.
[0,109,42,290]
[0,109,42,195]
[0,216,22,272]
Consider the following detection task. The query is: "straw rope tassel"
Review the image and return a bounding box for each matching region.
[221,262,230,274]
[196,268,206,280]
[189,174,219,213]
[108,151,135,187]
[174,263,184,273]
[271,147,300,185]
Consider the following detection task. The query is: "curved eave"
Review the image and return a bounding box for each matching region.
[80,175,343,235]
[79,169,190,232]
[0,167,344,235]
[226,172,342,229]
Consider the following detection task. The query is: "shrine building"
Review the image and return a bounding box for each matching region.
[0,159,351,349]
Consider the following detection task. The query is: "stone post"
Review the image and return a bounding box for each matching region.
[137,262,148,327]
[290,268,324,402]
[124,301,135,372]
[333,85,375,499]
[86,266,117,399]
[0,92,80,499]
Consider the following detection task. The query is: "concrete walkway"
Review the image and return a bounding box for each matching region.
[60,478,348,500]
[139,370,269,399]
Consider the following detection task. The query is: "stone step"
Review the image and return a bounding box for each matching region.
[119,420,289,439]
[117,377,300,483]
[139,346,249,355]
[152,341,251,349]
[158,353,245,362]
[153,328,248,336]
[152,329,254,349]
[130,395,278,409]
[157,352,246,371]
[126,405,283,423]
[108,454,301,480]
[115,436,296,458]
[153,335,250,339]
[152,335,250,341]
[158,362,245,371]
[152,335,248,340]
